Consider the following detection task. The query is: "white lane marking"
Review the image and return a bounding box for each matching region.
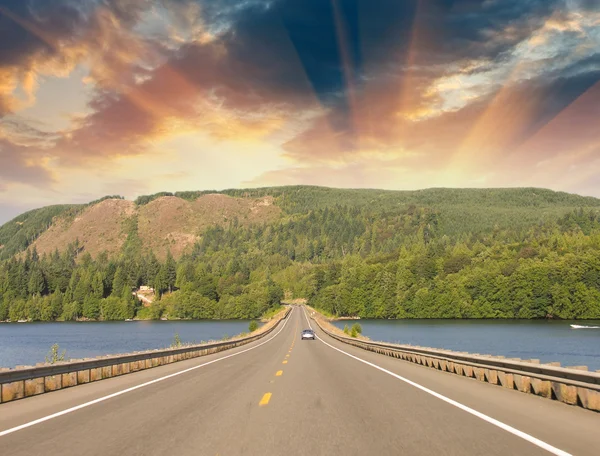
[0,308,294,438]
[302,307,313,330]
[302,308,570,456]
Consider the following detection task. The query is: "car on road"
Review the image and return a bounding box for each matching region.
[301,329,316,340]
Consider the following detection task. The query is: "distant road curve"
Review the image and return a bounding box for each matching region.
[1,306,598,456]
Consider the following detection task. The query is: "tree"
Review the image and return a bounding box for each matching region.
[92,271,105,299]
[165,250,177,292]
[82,295,101,320]
[112,266,127,296]
[28,266,46,296]
[154,267,168,297]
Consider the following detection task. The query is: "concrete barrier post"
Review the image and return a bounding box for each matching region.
[25,377,45,397]
[44,375,62,392]
[77,370,90,384]
[112,364,122,376]
[513,374,531,393]
[474,367,485,382]
[62,372,78,388]
[90,367,103,381]
[531,378,552,398]
[2,381,25,402]
[498,371,514,389]
[577,388,600,412]
[484,369,498,385]
[552,382,578,405]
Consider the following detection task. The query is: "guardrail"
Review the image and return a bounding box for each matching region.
[0,307,291,404]
[311,316,600,413]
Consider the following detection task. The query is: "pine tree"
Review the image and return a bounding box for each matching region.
[165,250,177,292]
[112,266,127,296]
[28,266,46,296]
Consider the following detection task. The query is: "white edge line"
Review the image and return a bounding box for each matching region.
[0,308,294,438]
[301,307,571,456]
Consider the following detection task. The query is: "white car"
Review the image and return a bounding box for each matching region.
[301,329,316,340]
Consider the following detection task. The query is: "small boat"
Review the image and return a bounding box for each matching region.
[125,319,133,322]
[17,319,28,323]
[570,324,600,329]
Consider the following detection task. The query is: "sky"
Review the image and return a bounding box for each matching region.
[0,0,599,223]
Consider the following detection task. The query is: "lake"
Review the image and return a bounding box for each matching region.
[331,319,600,371]
[0,320,258,369]
[3,319,599,371]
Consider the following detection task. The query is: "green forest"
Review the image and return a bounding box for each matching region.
[1,186,600,321]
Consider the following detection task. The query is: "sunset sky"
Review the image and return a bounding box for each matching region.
[0,0,599,223]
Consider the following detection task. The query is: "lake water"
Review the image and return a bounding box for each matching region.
[3,319,600,371]
[0,320,258,369]
[331,319,600,371]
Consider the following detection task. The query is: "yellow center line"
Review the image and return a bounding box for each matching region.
[259,393,272,406]
[282,360,288,364]
[276,370,283,376]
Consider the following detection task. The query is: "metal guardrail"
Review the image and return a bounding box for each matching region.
[311,317,600,391]
[0,307,291,385]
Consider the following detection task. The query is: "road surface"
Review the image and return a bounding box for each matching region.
[0,306,598,455]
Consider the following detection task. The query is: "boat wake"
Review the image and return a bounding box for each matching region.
[570,324,600,329]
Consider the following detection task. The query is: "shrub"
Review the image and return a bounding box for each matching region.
[351,323,362,334]
[45,343,66,364]
[249,320,259,332]
[171,333,182,348]
[343,324,349,335]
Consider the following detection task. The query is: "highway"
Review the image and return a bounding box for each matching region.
[0,306,598,455]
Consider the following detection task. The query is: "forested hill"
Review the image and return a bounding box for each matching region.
[2,186,600,261]
[1,186,600,322]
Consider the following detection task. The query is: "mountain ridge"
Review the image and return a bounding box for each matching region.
[2,186,600,322]
[2,186,600,261]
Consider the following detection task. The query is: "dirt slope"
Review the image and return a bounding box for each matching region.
[138,194,280,259]
[27,194,280,260]
[31,199,135,258]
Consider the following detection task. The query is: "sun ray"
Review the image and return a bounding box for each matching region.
[450,8,599,173]
[0,7,61,50]
[396,0,426,117]
[331,0,358,144]
[510,80,600,186]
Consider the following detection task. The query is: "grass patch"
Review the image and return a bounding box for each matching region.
[261,305,283,320]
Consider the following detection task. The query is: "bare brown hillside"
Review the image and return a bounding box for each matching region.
[31,199,135,258]
[27,194,280,260]
[138,194,280,259]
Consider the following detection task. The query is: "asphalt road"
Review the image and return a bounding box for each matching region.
[0,306,598,456]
